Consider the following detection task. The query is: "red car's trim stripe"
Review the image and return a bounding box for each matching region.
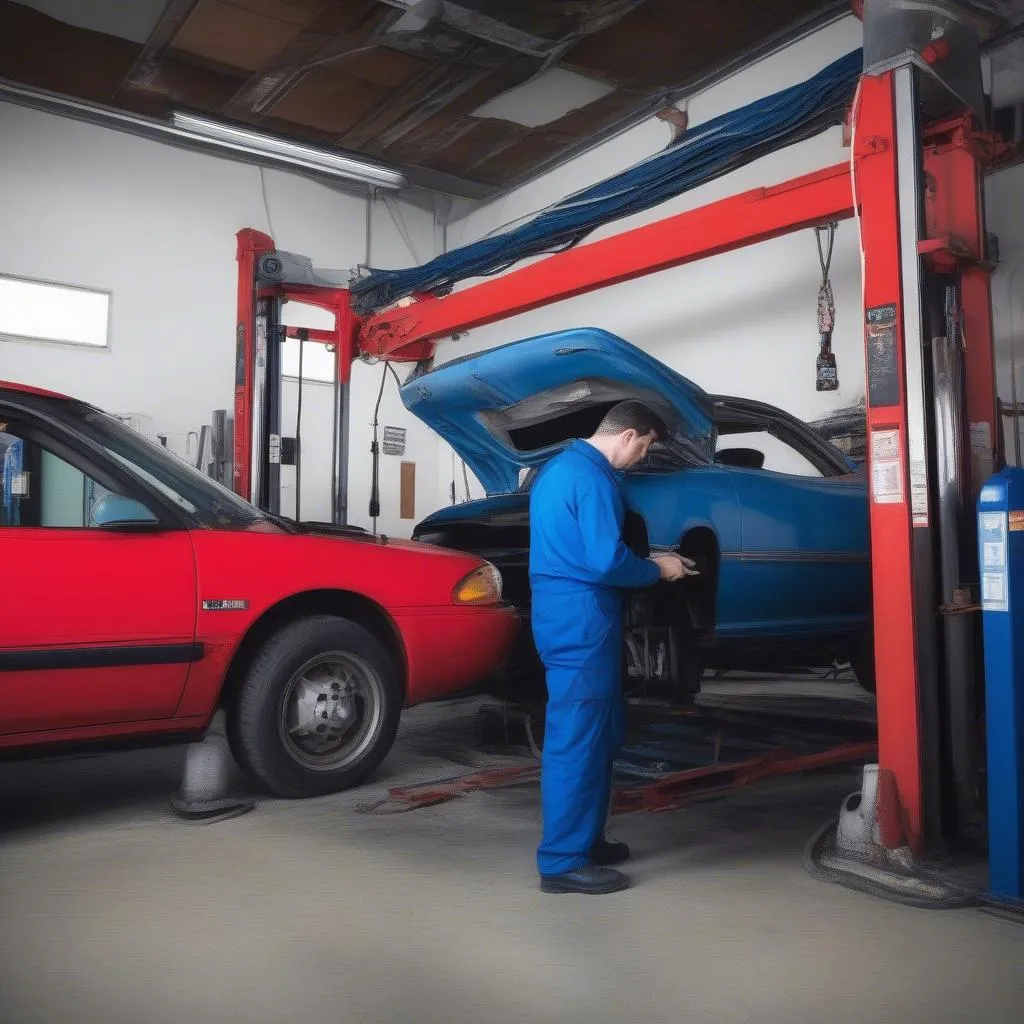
[0,643,205,672]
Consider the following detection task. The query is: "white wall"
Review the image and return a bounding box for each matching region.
[0,100,440,535]
[434,15,866,499]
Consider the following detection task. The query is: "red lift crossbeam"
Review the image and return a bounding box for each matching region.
[359,162,857,360]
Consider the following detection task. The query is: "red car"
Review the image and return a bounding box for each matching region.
[0,381,518,796]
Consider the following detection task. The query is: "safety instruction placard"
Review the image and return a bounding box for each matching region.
[909,458,929,528]
[983,572,1008,612]
[980,512,1008,612]
[870,428,904,505]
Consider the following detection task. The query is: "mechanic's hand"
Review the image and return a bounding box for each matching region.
[653,553,686,581]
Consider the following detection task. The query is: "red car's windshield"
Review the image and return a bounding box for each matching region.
[52,399,279,531]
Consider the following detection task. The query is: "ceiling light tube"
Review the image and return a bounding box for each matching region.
[169,111,406,190]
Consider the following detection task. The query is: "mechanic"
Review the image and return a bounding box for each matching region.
[530,400,693,894]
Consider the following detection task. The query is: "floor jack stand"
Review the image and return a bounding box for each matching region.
[170,720,255,824]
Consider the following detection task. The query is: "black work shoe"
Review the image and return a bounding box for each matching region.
[592,836,630,867]
[540,864,630,894]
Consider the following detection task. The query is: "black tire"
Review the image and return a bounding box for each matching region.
[849,633,876,694]
[677,650,705,697]
[230,615,402,798]
[671,626,704,700]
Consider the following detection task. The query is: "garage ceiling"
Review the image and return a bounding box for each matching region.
[0,0,856,198]
[2,2,1021,199]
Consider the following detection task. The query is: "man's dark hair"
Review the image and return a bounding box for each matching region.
[594,400,666,440]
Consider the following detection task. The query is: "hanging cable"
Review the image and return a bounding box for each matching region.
[258,165,276,240]
[815,221,839,392]
[369,360,389,535]
[350,49,863,313]
[367,361,408,532]
[295,328,305,522]
[330,338,341,525]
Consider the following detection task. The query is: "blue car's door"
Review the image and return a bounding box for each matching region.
[622,464,743,630]
[623,465,741,553]
[721,464,869,639]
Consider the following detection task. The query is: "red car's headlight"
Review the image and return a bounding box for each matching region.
[453,564,503,606]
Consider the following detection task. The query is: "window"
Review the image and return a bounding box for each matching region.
[715,430,823,478]
[281,301,336,382]
[0,275,110,348]
[1,423,122,528]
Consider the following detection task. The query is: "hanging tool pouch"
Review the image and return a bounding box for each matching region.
[815,223,839,392]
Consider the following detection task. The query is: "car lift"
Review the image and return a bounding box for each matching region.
[234,233,357,520]
[234,13,1022,905]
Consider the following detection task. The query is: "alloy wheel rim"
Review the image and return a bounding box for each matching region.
[278,651,385,772]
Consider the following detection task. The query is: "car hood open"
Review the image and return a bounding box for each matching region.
[400,328,716,495]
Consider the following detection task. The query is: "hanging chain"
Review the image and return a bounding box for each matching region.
[816,222,837,336]
[815,222,839,392]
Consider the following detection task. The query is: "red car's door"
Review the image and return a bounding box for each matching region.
[0,418,197,737]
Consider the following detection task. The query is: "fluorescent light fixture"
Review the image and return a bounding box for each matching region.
[169,111,407,190]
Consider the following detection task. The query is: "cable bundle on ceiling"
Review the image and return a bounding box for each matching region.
[351,48,863,315]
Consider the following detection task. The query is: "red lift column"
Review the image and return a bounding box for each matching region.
[857,54,1001,854]
[235,229,276,506]
[857,67,944,854]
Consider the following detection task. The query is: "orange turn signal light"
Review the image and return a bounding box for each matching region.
[453,564,503,606]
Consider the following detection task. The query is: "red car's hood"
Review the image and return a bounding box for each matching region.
[266,520,468,557]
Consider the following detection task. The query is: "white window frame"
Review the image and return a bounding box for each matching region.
[0,273,112,350]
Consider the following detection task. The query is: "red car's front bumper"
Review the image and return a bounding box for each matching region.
[394,604,520,704]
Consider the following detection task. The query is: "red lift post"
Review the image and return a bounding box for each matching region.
[235,52,1000,858]
[235,229,355,520]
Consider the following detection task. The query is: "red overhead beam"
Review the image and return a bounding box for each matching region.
[358,162,857,361]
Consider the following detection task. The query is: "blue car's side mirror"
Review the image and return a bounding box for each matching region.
[90,493,160,529]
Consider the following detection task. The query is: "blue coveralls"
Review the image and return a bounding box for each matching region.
[529,440,660,877]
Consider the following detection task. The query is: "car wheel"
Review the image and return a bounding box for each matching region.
[849,634,876,694]
[231,615,402,798]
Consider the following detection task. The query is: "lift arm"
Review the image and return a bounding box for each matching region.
[358,162,857,361]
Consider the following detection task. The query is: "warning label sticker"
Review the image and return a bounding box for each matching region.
[980,512,1009,612]
[983,572,1008,612]
[870,428,904,505]
[909,458,929,527]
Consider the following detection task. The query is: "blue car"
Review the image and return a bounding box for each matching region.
[404,328,874,694]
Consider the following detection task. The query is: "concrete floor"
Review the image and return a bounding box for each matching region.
[1,682,1022,1024]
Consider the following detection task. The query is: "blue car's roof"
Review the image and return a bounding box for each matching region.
[400,328,716,495]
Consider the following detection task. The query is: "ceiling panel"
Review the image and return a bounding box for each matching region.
[267,67,392,134]
[0,2,140,101]
[566,0,830,90]
[9,0,169,44]
[172,0,308,72]
[221,0,327,27]
[326,46,428,88]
